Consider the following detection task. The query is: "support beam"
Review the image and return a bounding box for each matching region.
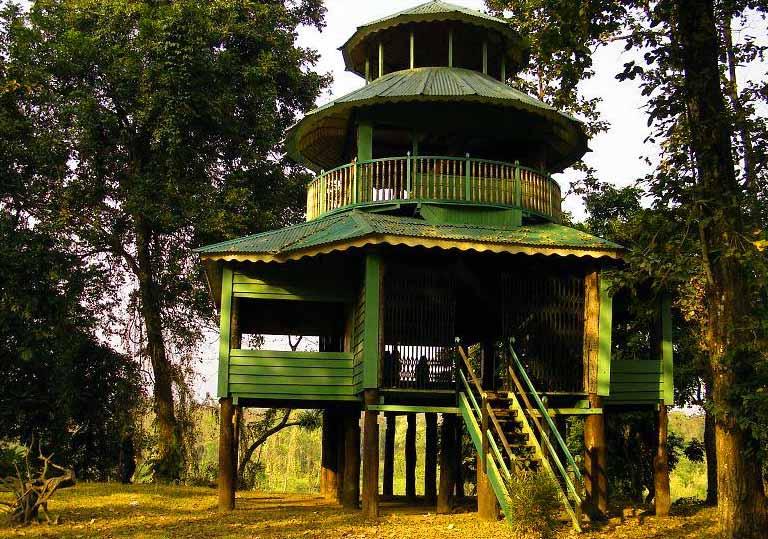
[218,397,236,512]
[584,394,607,519]
[455,419,464,498]
[448,30,453,67]
[654,403,671,516]
[425,413,438,505]
[321,409,341,499]
[342,410,361,509]
[482,41,488,74]
[362,392,380,519]
[405,413,417,500]
[409,30,414,69]
[383,413,396,497]
[477,453,499,520]
[583,271,600,394]
[378,42,383,78]
[335,415,345,503]
[437,414,457,514]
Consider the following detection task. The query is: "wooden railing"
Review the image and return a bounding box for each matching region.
[306,155,562,222]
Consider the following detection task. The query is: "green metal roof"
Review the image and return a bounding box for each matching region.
[365,1,507,27]
[196,210,623,262]
[340,1,528,78]
[285,67,588,172]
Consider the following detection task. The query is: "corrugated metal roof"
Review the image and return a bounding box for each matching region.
[306,67,572,120]
[365,1,507,27]
[196,210,623,260]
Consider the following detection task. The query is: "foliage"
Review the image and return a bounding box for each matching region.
[0,0,330,480]
[503,469,563,539]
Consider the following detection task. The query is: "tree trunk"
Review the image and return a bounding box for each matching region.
[704,403,718,505]
[424,413,438,505]
[673,1,768,536]
[405,413,417,500]
[383,413,396,497]
[321,409,341,499]
[134,221,182,481]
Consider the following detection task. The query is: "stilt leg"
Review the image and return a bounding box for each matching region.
[437,414,457,514]
[362,391,379,519]
[654,402,671,516]
[584,394,607,518]
[405,413,417,500]
[383,413,396,497]
[342,409,361,509]
[218,397,236,512]
[425,412,438,505]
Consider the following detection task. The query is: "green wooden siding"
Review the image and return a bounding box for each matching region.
[228,350,358,401]
[217,267,234,398]
[362,254,381,388]
[352,285,365,392]
[597,275,613,396]
[607,360,669,405]
[232,271,354,302]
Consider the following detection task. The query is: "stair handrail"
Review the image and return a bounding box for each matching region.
[458,345,582,532]
[456,349,515,478]
[504,340,583,485]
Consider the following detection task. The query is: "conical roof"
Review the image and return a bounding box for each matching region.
[285,67,588,172]
[340,0,528,78]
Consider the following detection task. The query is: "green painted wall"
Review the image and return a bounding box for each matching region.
[419,203,521,227]
[597,275,613,396]
[217,267,234,398]
[362,253,381,389]
[228,350,358,401]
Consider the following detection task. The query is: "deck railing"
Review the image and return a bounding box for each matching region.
[305,155,562,222]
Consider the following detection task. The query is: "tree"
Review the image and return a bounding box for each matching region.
[488,1,768,535]
[1,0,329,480]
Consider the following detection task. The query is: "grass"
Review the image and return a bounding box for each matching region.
[0,483,719,539]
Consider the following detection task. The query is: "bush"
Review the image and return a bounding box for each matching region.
[504,469,561,539]
[0,442,25,478]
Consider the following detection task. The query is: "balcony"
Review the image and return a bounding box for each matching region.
[306,155,562,222]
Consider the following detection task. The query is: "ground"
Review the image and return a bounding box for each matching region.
[0,483,718,539]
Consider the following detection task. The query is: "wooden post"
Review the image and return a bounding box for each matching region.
[583,271,600,394]
[480,341,495,390]
[335,415,345,503]
[321,409,341,499]
[476,453,499,520]
[218,397,236,512]
[654,402,671,516]
[342,409,361,509]
[362,392,380,519]
[383,413,396,497]
[584,395,607,519]
[405,413,417,500]
[437,414,457,514]
[425,413,438,505]
[455,419,464,498]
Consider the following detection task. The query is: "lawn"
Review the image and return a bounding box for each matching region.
[0,483,718,539]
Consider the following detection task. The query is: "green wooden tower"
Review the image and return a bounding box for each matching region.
[198,1,674,527]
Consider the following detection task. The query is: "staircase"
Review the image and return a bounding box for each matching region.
[457,342,584,531]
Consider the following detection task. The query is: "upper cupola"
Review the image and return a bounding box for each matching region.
[340,0,529,81]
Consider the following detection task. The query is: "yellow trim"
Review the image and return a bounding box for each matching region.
[200,234,624,264]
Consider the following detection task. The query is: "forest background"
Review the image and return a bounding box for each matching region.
[1,0,766,538]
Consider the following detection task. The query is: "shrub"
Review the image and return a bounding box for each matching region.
[504,469,561,539]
